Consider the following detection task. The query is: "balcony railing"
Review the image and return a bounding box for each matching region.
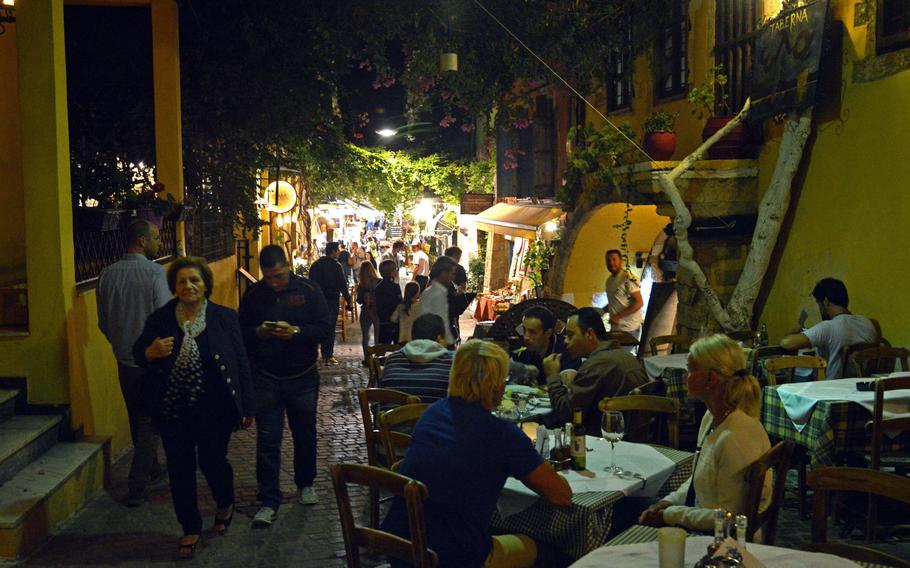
[74,213,177,284]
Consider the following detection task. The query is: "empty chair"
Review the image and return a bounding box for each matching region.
[379,403,432,471]
[865,375,910,540]
[648,334,691,357]
[743,441,794,544]
[807,467,910,568]
[330,463,438,568]
[357,388,421,528]
[853,346,909,377]
[599,394,680,449]
[762,355,827,386]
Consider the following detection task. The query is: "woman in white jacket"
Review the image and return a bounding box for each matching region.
[417,257,457,347]
[638,334,772,533]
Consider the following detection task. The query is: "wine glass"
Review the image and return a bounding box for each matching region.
[601,410,625,474]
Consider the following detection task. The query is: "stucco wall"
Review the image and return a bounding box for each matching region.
[0,23,26,276]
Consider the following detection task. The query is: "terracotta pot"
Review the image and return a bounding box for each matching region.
[702,115,749,159]
[644,131,677,160]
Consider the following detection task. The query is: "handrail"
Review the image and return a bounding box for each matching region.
[238,267,258,284]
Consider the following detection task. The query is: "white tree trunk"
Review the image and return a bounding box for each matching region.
[656,100,814,331]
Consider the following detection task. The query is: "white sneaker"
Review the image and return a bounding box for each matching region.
[252,506,277,527]
[297,486,318,505]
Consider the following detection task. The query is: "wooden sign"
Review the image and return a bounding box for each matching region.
[460,193,495,215]
[751,0,829,120]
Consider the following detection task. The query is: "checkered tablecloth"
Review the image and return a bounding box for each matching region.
[490,445,694,559]
[659,367,702,424]
[761,386,910,466]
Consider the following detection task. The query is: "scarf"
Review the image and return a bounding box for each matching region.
[161,300,208,420]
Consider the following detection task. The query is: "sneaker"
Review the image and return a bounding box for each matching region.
[252,506,277,528]
[297,486,318,505]
[324,357,339,366]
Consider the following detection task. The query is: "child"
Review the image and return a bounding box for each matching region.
[391,282,421,343]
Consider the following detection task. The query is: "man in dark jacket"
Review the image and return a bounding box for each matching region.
[306,241,351,365]
[375,259,402,344]
[239,245,333,527]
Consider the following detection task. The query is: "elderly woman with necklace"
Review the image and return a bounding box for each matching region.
[638,334,772,533]
[133,256,255,559]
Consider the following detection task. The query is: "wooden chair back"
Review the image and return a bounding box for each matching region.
[379,403,431,467]
[807,467,910,568]
[630,380,664,396]
[648,334,691,357]
[853,346,910,377]
[369,343,403,359]
[330,463,438,568]
[869,375,910,470]
[744,441,794,544]
[762,355,827,385]
[843,341,889,377]
[748,345,790,377]
[599,395,681,449]
[366,343,403,388]
[336,297,347,341]
[727,330,759,348]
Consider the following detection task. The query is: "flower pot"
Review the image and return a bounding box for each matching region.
[702,116,753,159]
[644,131,677,160]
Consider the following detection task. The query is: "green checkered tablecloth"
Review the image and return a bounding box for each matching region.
[490,445,694,559]
[761,386,910,466]
[660,367,701,423]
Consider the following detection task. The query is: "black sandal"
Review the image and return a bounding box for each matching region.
[178,534,201,560]
[213,504,234,535]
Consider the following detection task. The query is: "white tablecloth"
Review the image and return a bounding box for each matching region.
[777,375,910,432]
[643,353,689,380]
[569,535,860,568]
[499,439,675,518]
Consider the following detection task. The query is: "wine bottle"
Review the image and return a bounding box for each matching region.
[570,409,586,471]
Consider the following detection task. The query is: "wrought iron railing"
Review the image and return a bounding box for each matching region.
[74,214,177,284]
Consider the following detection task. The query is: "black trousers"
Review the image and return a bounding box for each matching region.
[117,364,162,495]
[321,298,340,359]
[161,422,235,535]
[414,275,429,292]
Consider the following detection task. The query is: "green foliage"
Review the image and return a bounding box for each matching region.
[523,240,556,288]
[642,109,678,134]
[558,122,636,210]
[468,231,488,292]
[687,65,730,120]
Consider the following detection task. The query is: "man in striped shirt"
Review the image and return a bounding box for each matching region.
[380,313,453,403]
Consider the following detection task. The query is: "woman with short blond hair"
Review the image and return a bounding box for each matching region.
[639,333,771,533]
[382,340,572,568]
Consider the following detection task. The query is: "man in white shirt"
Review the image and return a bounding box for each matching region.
[780,277,878,379]
[381,240,405,284]
[604,249,644,348]
[417,257,457,346]
[411,241,430,291]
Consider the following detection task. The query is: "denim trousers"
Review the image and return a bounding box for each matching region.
[255,371,320,509]
[117,363,162,495]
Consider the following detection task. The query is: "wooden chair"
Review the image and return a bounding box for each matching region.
[807,467,910,568]
[330,463,438,568]
[599,395,680,449]
[748,345,790,377]
[853,346,910,377]
[357,389,421,528]
[379,403,431,470]
[648,334,691,357]
[727,330,759,348]
[366,343,402,389]
[349,284,359,322]
[630,380,664,396]
[743,441,794,545]
[864,375,910,540]
[762,355,827,386]
[369,343,402,359]
[336,297,347,341]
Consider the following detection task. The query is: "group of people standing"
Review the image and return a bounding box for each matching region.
[97,221,335,558]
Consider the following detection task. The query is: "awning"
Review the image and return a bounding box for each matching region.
[473,202,563,240]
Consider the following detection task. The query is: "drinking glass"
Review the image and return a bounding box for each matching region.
[601,410,625,474]
[516,393,529,419]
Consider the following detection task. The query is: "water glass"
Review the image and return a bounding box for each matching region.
[516,393,529,418]
[601,410,625,474]
[657,527,686,568]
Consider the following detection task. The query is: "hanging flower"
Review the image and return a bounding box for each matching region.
[461,123,475,133]
[439,114,456,128]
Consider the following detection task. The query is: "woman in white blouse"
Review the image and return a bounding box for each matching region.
[639,334,772,533]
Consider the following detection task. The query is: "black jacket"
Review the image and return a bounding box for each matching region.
[308,256,351,303]
[132,299,255,426]
[239,274,333,377]
[375,279,402,324]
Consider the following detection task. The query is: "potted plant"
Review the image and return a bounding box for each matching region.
[642,109,678,160]
[523,240,556,298]
[687,65,752,159]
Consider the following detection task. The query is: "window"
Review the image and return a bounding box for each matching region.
[656,0,689,99]
[607,20,633,112]
[878,0,910,53]
[531,96,555,197]
[714,0,763,112]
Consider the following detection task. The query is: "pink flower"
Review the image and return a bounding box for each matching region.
[358,60,372,70]
[439,114,456,128]
[513,117,531,129]
[461,123,475,133]
[382,76,396,87]
[371,80,382,89]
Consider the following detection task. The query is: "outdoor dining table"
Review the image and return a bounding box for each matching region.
[569,535,862,567]
[642,353,689,381]
[490,438,694,559]
[761,375,910,466]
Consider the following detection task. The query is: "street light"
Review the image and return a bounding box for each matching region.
[376,128,397,138]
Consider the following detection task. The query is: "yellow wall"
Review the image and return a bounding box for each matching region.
[209,255,239,309]
[0,23,26,276]
[561,204,670,306]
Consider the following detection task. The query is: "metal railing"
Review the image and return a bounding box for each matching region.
[74,216,177,284]
[185,213,235,262]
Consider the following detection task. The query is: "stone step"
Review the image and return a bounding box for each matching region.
[0,390,18,423]
[0,440,106,559]
[0,415,62,487]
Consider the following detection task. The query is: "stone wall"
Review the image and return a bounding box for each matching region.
[676,238,751,337]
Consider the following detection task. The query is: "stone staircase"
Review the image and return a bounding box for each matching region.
[0,387,109,559]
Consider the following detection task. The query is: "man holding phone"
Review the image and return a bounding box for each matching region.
[239,245,334,527]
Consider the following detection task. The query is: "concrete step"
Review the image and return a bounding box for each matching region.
[0,440,107,559]
[0,390,18,423]
[0,415,62,487]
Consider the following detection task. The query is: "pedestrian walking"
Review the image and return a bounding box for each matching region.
[410,240,430,291]
[97,220,171,507]
[307,242,352,365]
[338,242,353,285]
[357,263,381,364]
[238,245,333,528]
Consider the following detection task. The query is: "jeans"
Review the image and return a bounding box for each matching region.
[161,422,234,535]
[320,297,340,359]
[360,311,377,361]
[117,363,162,495]
[255,371,320,509]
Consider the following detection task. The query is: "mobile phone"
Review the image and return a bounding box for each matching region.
[263,321,279,327]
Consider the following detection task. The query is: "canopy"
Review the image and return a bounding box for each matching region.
[473,202,563,240]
